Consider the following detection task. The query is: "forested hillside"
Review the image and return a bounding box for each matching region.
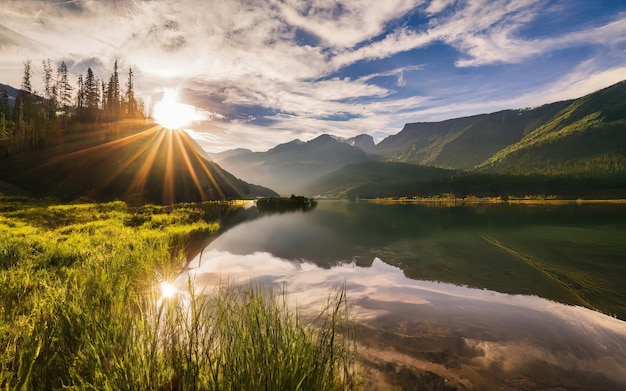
[372,101,573,169]
[478,80,626,176]
[0,59,276,203]
[0,59,145,158]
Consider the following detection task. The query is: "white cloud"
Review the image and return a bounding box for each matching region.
[425,0,457,15]
[453,9,626,67]
[1,0,625,153]
[397,72,407,87]
[379,62,626,125]
[512,63,626,105]
[276,0,424,48]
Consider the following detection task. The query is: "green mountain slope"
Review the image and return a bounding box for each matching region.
[0,122,276,204]
[373,101,571,169]
[478,80,626,175]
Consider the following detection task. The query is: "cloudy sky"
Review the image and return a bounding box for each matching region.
[1,0,625,152]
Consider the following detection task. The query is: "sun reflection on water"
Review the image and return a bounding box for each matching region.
[159,281,178,299]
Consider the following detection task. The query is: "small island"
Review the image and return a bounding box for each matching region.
[256,194,318,212]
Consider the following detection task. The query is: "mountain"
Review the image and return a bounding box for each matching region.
[211,134,371,195]
[0,83,19,106]
[346,134,376,153]
[0,122,277,204]
[373,100,572,169]
[210,79,626,199]
[302,161,453,198]
[477,80,626,176]
[209,148,254,162]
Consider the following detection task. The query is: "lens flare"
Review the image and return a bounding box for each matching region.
[160,281,178,299]
[153,89,206,129]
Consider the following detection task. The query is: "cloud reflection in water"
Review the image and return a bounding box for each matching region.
[174,249,626,387]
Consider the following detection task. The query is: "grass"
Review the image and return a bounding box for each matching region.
[0,194,358,390]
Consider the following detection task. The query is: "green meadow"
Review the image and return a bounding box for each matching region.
[0,195,358,390]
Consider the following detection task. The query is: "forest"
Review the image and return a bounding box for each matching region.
[0,59,145,158]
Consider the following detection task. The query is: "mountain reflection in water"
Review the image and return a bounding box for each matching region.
[175,201,626,389]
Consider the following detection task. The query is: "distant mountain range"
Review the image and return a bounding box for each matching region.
[210,134,371,195]
[213,79,626,198]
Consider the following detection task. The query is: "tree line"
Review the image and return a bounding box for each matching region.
[0,59,146,155]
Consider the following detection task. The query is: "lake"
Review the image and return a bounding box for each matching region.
[178,201,626,390]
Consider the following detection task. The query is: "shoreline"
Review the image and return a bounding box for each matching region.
[365,196,626,205]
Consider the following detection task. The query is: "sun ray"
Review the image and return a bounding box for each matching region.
[37,125,161,167]
[172,130,206,200]
[87,128,163,198]
[180,134,228,199]
[162,128,175,204]
[126,128,169,202]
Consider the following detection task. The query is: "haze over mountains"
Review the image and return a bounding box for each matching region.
[212,79,626,198]
[210,134,371,195]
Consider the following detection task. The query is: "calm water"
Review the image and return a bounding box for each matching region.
[178,201,626,389]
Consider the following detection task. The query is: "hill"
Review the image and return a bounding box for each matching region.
[373,100,572,169]
[212,134,371,195]
[477,80,626,176]
[0,83,19,106]
[0,121,276,204]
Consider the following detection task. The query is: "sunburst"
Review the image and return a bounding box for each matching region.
[153,89,206,130]
[33,122,238,204]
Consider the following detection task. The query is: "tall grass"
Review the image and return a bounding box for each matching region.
[0,196,358,390]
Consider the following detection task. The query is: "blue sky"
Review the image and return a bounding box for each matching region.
[1,0,626,152]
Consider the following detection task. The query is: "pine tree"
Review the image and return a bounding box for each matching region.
[0,89,12,138]
[17,60,35,146]
[83,68,100,121]
[85,68,99,109]
[0,89,10,119]
[57,61,73,116]
[125,66,136,118]
[42,59,57,120]
[101,80,107,111]
[77,74,84,120]
[21,60,32,93]
[107,59,121,119]
[42,59,53,100]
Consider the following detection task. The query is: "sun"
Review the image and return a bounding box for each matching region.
[153,89,205,129]
[160,281,178,299]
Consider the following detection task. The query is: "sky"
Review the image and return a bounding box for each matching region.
[1,0,625,152]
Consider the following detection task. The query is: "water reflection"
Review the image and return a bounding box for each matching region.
[177,249,626,389]
[206,201,626,318]
[177,201,626,389]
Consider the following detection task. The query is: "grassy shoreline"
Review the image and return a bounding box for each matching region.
[366,195,626,205]
[0,195,358,390]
